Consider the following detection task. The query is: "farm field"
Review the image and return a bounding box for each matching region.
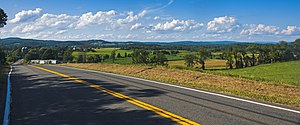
[72,48,196,64]
[210,61,300,86]
[73,48,132,57]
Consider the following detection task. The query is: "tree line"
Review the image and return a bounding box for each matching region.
[183,39,300,70]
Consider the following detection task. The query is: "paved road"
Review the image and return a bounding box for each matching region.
[9,65,300,125]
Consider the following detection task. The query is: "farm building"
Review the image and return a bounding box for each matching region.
[30,60,58,64]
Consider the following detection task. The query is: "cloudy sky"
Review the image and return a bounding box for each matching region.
[0,0,300,42]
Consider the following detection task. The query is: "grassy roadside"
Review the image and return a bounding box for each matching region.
[60,63,300,108]
[0,65,9,124]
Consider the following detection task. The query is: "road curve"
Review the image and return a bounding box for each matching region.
[10,65,300,125]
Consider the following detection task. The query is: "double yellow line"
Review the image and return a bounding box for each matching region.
[32,66,200,125]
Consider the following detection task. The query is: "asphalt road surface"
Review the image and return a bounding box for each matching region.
[9,65,300,125]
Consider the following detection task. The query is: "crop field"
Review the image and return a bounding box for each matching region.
[210,61,300,86]
[60,63,300,107]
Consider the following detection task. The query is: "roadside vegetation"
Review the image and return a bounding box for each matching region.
[60,63,300,107]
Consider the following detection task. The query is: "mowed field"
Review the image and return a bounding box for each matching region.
[73,48,132,57]
[210,61,300,86]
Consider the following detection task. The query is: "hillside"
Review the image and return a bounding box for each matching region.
[210,61,300,86]
[0,37,278,47]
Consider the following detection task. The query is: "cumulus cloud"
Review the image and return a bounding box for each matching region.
[148,19,203,33]
[117,10,147,24]
[281,26,300,35]
[10,13,78,34]
[207,16,239,33]
[240,24,280,35]
[9,8,43,23]
[5,7,300,41]
[130,23,143,30]
[74,10,116,28]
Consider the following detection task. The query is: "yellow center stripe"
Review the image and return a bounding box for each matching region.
[31,65,200,125]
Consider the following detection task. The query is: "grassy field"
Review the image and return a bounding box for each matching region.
[209,61,300,86]
[60,63,300,108]
[166,50,190,61]
[73,48,133,57]
[73,48,192,63]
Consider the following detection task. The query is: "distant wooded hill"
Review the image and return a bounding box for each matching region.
[0,37,278,47]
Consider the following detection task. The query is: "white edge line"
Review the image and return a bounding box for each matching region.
[3,65,13,125]
[56,65,300,114]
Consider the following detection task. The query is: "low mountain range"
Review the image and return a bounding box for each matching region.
[0,37,278,47]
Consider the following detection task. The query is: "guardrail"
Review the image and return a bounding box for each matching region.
[3,65,12,125]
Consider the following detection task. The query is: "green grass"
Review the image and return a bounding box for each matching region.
[104,57,133,64]
[73,48,132,57]
[166,50,191,61]
[210,61,300,86]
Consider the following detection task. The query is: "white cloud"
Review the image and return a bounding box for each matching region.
[74,10,116,28]
[281,26,300,35]
[117,10,147,24]
[207,16,239,33]
[4,8,300,42]
[10,13,77,34]
[9,8,42,23]
[130,23,143,30]
[240,24,280,35]
[148,19,203,32]
[117,34,137,39]
[154,16,160,20]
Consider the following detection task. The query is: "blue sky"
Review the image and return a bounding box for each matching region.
[0,0,300,42]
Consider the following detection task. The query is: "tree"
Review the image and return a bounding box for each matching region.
[132,49,149,64]
[117,53,121,58]
[150,51,168,65]
[292,39,300,60]
[87,55,100,63]
[184,53,196,68]
[63,48,73,63]
[77,55,84,63]
[225,49,234,69]
[41,48,55,59]
[232,48,240,68]
[246,44,259,66]
[111,49,116,63]
[0,48,6,64]
[170,50,179,55]
[196,48,210,70]
[24,49,39,61]
[0,8,8,28]
[7,48,22,63]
